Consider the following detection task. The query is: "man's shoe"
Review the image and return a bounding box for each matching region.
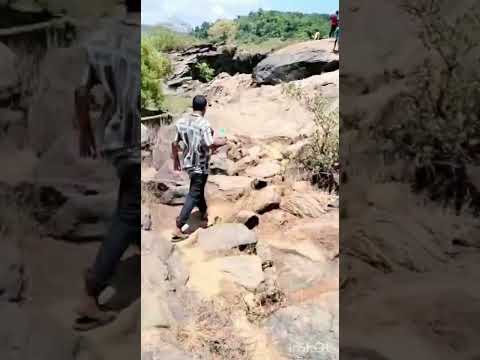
[171,227,189,242]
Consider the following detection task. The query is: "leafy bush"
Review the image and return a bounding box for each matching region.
[381,1,480,213]
[146,26,196,52]
[141,38,172,111]
[195,62,215,83]
[283,84,339,191]
[207,19,239,44]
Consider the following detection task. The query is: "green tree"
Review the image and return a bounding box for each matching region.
[208,19,239,43]
[192,21,212,39]
[141,38,172,111]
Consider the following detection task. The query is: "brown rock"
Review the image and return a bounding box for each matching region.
[243,186,281,214]
[245,160,282,179]
[281,191,327,218]
[233,210,259,229]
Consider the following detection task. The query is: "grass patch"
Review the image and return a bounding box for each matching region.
[237,38,299,54]
[146,26,198,52]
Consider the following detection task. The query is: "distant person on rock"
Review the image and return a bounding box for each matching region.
[171,95,226,241]
[329,11,339,38]
[73,0,141,331]
[332,26,340,53]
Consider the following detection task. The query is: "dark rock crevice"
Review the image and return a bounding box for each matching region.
[168,44,268,84]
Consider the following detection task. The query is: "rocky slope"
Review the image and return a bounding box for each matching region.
[0,16,140,360]
[142,39,340,359]
[0,14,340,360]
[341,1,480,359]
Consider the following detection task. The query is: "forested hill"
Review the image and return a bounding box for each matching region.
[192,10,331,41]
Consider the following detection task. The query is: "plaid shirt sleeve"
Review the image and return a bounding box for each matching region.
[173,122,182,145]
[201,121,214,147]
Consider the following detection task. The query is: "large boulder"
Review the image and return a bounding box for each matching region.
[245,160,282,179]
[266,294,338,360]
[197,223,257,253]
[280,191,328,218]
[253,40,339,85]
[207,175,252,200]
[142,166,189,205]
[213,255,264,290]
[242,186,282,214]
[209,151,235,175]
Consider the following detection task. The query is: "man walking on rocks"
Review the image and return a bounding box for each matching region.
[333,26,340,53]
[329,11,339,38]
[171,95,226,240]
[73,0,141,330]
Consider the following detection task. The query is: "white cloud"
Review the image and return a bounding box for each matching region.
[142,0,265,26]
[211,4,227,18]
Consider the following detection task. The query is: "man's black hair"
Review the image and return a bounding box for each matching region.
[336,10,339,14]
[126,0,141,13]
[193,95,208,111]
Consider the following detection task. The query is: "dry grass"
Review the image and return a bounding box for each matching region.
[177,298,250,360]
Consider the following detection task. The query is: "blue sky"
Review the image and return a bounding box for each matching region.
[142,0,339,26]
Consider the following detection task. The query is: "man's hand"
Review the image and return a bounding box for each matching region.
[211,137,227,154]
[172,142,181,171]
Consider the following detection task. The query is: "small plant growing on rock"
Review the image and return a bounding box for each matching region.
[195,62,216,83]
[282,84,339,192]
[384,0,480,214]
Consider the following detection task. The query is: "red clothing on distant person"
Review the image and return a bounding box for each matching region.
[330,14,338,26]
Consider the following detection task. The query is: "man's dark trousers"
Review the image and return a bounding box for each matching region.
[85,163,141,298]
[176,173,208,229]
[330,24,338,38]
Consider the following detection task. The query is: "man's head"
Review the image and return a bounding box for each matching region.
[193,95,208,115]
[336,11,339,15]
[126,0,141,13]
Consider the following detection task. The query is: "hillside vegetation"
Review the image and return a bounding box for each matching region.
[141,9,332,113]
[141,37,172,112]
[193,10,330,43]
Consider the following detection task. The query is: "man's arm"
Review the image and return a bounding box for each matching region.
[211,137,227,150]
[203,125,226,152]
[171,128,181,171]
[75,65,97,158]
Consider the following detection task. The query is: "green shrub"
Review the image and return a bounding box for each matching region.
[147,26,196,52]
[141,38,172,111]
[207,19,239,44]
[195,62,215,83]
[381,1,480,213]
[283,84,339,191]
